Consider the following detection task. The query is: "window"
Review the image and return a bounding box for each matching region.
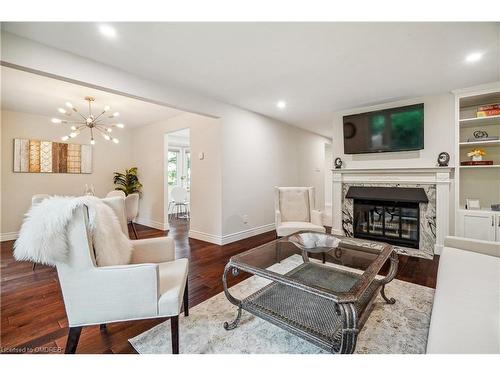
[185,151,191,191]
[167,150,180,186]
[167,148,190,190]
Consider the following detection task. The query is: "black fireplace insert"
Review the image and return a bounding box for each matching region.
[347,187,428,249]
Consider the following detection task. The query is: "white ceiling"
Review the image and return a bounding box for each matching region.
[2,22,500,136]
[0,66,183,127]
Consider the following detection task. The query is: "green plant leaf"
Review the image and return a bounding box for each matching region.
[113,167,143,196]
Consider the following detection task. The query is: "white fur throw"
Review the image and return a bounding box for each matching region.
[14,196,133,267]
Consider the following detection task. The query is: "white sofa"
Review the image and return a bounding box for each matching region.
[426,236,500,354]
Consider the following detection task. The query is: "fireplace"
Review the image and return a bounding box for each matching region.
[347,187,429,249]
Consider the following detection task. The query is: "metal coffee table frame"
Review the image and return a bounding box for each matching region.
[222,232,398,354]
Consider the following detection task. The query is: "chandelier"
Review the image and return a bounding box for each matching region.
[51,96,124,145]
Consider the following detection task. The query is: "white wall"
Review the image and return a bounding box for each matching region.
[220,112,330,239]
[1,32,330,244]
[324,143,333,207]
[296,129,331,210]
[332,94,455,169]
[0,110,133,237]
[131,112,222,238]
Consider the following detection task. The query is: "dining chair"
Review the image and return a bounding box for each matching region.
[106,190,126,198]
[169,187,189,219]
[125,193,140,239]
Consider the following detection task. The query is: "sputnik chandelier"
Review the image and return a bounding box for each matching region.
[51,96,124,145]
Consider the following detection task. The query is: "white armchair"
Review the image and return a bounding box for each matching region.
[58,201,188,354]
[274,187,326,237]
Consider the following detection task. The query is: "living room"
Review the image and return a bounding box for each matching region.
[1,2,499,373]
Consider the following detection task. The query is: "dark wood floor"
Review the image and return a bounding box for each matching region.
[0,218,439,354]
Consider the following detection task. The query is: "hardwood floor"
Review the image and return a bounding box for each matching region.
[0,218,439,354]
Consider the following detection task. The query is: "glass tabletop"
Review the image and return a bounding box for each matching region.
[228,231,394,302]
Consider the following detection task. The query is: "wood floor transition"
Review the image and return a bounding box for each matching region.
[0,218,439,353]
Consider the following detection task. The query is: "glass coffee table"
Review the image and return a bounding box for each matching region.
[222,231,399,354]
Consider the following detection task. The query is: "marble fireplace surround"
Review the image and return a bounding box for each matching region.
[331,167,453,258]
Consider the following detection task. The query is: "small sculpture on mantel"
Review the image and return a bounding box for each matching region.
[437,152,450,167]
[334,157,343,169]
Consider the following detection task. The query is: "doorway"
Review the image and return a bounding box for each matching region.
[164,129,191,231]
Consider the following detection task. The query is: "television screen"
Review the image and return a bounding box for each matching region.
[343,104,424,154]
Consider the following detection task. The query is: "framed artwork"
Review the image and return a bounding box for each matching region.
[13,138,92,174]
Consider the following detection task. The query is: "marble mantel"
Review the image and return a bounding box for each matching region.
[331,166,454,256]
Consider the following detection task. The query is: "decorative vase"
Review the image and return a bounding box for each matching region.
[472,155,483,162]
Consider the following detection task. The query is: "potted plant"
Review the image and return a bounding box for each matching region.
[113,167,143,196]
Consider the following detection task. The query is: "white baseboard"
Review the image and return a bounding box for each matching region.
[1,231,19,242]
[188,230,223,245]
[220,223,275,245]
[189,223,276,246]
[134,217,169,231]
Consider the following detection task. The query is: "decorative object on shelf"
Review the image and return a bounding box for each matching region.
[467,148,486,162]
[334,157,343,169]
[473,130,489,139]
[51,96,125,145]
[467,130,499,142]
[13,138,92,174]
[113,167,143,196]
[465,198,481,210]
[84,184,95,196]
[437,152,450,167]
[467,136,499,142]
[477,103,500,117]
[460,160,493,166]
[491,204,500,212]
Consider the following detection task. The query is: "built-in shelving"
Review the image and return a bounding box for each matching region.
[459,164,500,169]
[459,114,500,128]
[459,140,500,146]
[455,86,500,240]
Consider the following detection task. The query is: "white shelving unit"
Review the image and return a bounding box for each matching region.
[459,140,500,146]
[454,84,500,242]
[459,114,500,127]
[459,165,500,169]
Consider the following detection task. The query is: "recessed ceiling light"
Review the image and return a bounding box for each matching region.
[98,24,117,39]
[465,52,483,63]
[277,100,287,109]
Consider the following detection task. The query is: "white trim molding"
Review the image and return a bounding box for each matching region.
[188,230,222,245]
[189,223,276,246]
[220,223,275,245]
[134,217,169,231]
[1,232,19,242]
[332,167,454,256]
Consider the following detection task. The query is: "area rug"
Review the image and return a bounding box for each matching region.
[129,255,434,354]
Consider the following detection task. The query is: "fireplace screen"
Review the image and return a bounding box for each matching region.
[353,199,419,248]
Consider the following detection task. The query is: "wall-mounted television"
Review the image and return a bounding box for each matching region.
[343,103,424,154]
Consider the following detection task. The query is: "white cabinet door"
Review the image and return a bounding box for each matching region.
[458,210,496,242]
[496,214,500,242]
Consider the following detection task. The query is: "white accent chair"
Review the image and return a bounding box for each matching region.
[59,199,189,354]
[274,187,326,237]
[125,193,140,239]
[106,190,126,198]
